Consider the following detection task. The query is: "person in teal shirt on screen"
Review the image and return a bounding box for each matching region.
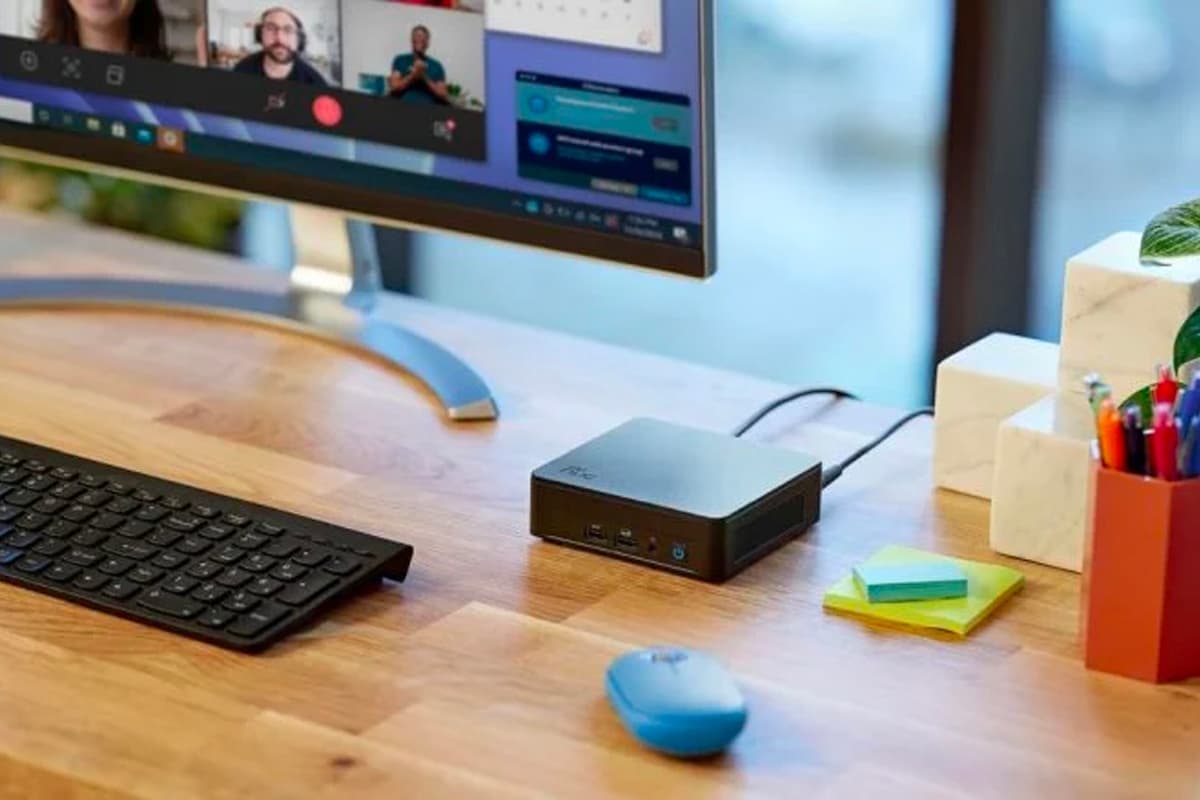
[389,25,451,105]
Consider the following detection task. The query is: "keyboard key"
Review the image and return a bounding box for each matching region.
[293,547,330,567]
[147,529,183,547]
[132,489,159,503]
[32,539,68,557]
[72,571,108,591]
[43,519,79,539]
[191,504,220,519]
[276,571,338,606]
[15,513,50,532]
[49,467,77,481]
[247,576,283,596]
[223,514,251,528]
[44,562,80,583]
[212,545,245,565]
[62,505,96,523]
[200,524,234,541]
[101,580,140,600]
[89,512,126,532]
[106,497,141,515]
[217,567,253,588]
[323,555,363,576]
[22,474,56,492]
[6,530,41,549]
[164,515,203,533]
[187,560,224,579]
[232,532,268,551]
[21,460,48,474]
[78,491,113,508]
[106,482,134,496]
[70,528,109,548]
[79,474,107,488]
[270,561,308,582]
[0,468,29,484]
[0,505,21,523]
[258,522,285,536]
[118,520,155,539]
[135,505,169,523]
[102,538,157,560]
[241,553,276,573]
[0,547,22,565]
[6,489,42,507]
[191,582,228,603]
[151,551,189,570]
[0,452,19,466]
[138,589,204,619]
[15,555,50,573]
[63,548,102,567]
[0,523,12,540]
[161,496,189,511]
[32,497,68,515]
[263,538,300,558]
[176,536,210,555]
[51,483,85,500]
[196,607,235,628]
[222,591,259,612]
[98,557,134,576]
[163,575,198,594]
[127,565,164,584]
[228,602,290,638]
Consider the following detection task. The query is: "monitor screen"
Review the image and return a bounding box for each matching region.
[0,1,713,277]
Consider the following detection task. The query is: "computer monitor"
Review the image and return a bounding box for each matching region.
[0,1,714,421]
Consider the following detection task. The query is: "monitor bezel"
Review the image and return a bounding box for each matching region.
[0,1,716,279]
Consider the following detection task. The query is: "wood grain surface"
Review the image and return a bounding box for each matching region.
[0,209,1195,799]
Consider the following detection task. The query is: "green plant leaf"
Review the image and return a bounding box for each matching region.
[1175,305,1200,376]
[1141,198,1200,264]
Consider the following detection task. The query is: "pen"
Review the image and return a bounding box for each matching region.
[1177,374,1200,439]
[1123,406,1146,475]
[1179,413,1199,478]
[1085,374,1112,416]
[1154,402,1179,482]
[1097,399,1126,471]
[1189,414,1200,478]
[1155,364,1179,409]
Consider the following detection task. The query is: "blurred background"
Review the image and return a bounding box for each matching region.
[4,0,1197,407]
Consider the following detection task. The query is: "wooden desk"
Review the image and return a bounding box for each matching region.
[0,210,1194,798]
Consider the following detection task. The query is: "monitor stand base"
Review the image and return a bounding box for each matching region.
[0,205,499,422]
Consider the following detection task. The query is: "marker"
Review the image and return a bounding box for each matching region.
[1176,374,1200,439]
[1179,414,1199,478]
[1097,399,1126,471]
[1189,413,1200,478]
[1154,402,1179,482]
[1123,406,1146,475]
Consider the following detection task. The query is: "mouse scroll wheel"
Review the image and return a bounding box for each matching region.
[650,650,688,664]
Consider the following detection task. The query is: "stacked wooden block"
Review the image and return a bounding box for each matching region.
[934,232,1200,571]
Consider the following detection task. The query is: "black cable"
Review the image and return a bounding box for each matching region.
[731,388,860,438]
[821,407,934,488]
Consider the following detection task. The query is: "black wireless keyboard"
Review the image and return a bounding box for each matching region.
[0,434,413,651]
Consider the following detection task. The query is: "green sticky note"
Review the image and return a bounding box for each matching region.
[824,545,1024,636]
[853,561,968,603]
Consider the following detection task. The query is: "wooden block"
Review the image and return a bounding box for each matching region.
[990,394,1094,571]
[934,333,1058,499]
[1058,232,1200,405]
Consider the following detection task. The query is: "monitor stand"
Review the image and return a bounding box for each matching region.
[0,205,499,421]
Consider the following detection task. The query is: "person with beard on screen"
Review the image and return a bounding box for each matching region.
[233,7,327,85]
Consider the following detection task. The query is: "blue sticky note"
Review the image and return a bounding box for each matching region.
[852,560,968,603]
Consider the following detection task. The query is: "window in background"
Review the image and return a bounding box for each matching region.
[1032,0,1200,338]
[409,0,951,406]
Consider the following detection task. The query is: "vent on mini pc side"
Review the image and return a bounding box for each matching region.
[730,492,807,568]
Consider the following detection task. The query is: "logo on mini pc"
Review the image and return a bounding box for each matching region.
[432,118,457,143]
[560,465,597,481]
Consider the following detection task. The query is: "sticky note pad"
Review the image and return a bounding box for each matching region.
[852,561,968,603]
[824,546,1024,636]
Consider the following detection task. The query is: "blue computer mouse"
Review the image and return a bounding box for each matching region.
[605,646,748,758]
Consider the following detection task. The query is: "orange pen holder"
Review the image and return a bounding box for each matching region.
[1081,460,1200,683]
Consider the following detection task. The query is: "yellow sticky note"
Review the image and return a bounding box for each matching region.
[823,545,1024,636]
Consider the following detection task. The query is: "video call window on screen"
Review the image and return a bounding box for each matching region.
[0,0,487,113]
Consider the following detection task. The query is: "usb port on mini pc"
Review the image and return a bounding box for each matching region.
[585,524,607,544]
[615,528,638,550]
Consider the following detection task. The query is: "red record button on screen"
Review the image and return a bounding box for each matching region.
[312,95,343,128]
